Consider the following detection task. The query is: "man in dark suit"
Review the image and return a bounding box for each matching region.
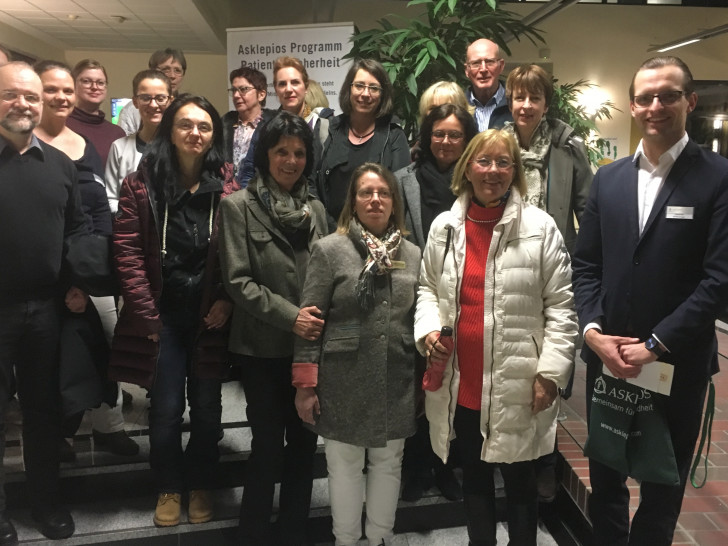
[572,56,728,545]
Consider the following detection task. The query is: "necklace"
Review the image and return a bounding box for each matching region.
[350,126,375,142]
[466,213,501,224]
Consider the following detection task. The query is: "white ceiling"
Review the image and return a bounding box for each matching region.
[0,0,224,53]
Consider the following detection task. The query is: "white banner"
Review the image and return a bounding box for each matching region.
[226,22,354,114]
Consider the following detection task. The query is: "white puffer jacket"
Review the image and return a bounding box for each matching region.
[414,189,576,464]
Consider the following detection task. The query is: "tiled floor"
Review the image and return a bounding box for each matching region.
[557,325,728,545]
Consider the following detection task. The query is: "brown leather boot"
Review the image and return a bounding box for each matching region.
[153,493,181,527]
[188,490,213,524]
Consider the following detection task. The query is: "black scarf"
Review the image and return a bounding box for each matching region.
[417,160,457,237]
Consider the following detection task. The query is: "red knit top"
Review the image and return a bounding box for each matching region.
[456,200,504,410]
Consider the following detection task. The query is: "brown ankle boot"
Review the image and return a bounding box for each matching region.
[188,490,213,524]
[153,493,181,527]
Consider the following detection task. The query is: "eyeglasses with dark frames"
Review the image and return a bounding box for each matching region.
[135,94,170,105]
[631,91,686,108]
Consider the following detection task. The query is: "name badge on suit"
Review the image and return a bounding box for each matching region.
[666,206,694,220]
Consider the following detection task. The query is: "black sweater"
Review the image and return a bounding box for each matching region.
[0,137,87,301]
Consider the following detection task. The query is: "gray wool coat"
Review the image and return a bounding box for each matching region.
[294,224,421,447]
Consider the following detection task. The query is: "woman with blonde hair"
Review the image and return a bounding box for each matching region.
[415,129,576,545]
[304,79,330,110]
[418,80,471,124]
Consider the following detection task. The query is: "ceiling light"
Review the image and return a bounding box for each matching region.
[655,39,701,53]
[648,24,728,53]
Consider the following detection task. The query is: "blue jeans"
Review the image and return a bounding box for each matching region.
[149,317,222,493]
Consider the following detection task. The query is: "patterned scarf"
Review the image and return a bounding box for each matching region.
[249,173,312,233]
[354,220,402,311]
[504,118,552,210]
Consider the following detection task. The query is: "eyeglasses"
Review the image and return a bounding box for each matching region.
[357,189,392,201]
[174,120,213,134]
[351,82,382,96]
[1,90,41,105]
[135,94,170,105]
[432,130,464,143]
[159,66,184,77]
[228,86,257,96]
[631,91,686,108]
[78,78,107,89]
[469,157,514,170]
[466,58,501,71]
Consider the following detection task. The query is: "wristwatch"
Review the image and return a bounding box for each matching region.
[645,335,665,358]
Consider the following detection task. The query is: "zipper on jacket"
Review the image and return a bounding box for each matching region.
[485,230,506,441]
[445,229,460,458]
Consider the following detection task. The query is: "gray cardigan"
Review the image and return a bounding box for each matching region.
[294,225,420,447]
[219,180,327,358]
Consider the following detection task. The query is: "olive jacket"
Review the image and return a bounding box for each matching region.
[218,177,328,358]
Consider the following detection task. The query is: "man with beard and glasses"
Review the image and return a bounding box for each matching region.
[0,62,87,543]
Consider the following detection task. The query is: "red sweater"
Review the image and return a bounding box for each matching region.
[67,108,125,167]
[456,201,504,410]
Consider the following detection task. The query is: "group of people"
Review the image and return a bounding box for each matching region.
[0,35,726,546]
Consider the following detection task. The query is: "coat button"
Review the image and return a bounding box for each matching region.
[380,334,385,340]
[382,300,388,306]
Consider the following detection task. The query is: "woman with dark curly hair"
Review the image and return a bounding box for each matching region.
[219,111,328,545]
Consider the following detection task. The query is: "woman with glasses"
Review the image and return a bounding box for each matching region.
[236,56,332,188]
[66,59,125,166]
[222,66,274,178]
[294,162,420,546]
[415,130,576,546]
[219,111,328,546]
[110,94,236,527]
[105,69,172,213]
[315,59,411,231]
[118,48,187,136]
[396,104,478,250]
[394,104,477,504]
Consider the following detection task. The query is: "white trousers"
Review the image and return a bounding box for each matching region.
[88,295,124,433]
[324,437,405,546]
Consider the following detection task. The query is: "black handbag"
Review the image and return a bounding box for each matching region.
[64,234,119,297]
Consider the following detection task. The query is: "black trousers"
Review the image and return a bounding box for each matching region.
[237,355,318,546]
[453,405,538,546]
[0,298,63,512]
[586,361,708,546]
